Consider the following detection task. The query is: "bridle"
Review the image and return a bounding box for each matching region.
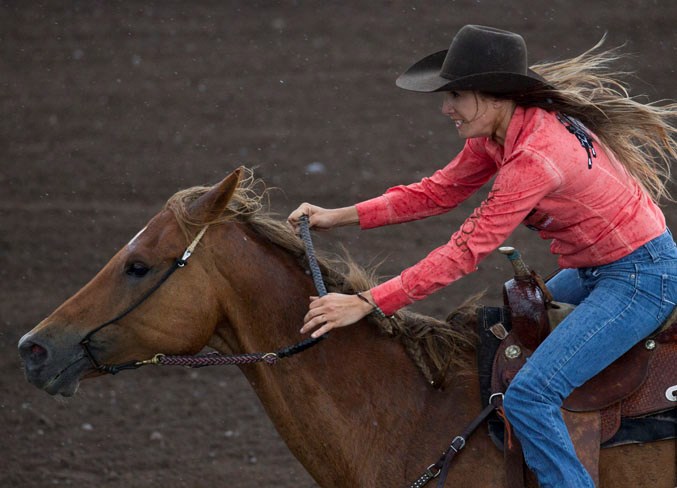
[78,217,326,375]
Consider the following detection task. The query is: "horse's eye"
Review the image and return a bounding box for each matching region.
[126,262,150,278]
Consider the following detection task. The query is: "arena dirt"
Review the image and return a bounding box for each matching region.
[2,2,675,486]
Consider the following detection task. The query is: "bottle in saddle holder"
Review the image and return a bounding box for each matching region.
[498,247,550,351]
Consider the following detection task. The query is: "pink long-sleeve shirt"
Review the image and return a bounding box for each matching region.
[356,106,666,316]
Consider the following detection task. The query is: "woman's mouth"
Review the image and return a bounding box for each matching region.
[454,120,464,128]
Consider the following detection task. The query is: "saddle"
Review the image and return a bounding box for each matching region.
[482,247,677,487]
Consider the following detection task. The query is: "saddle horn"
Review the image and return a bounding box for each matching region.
[498,246,530,279]
[499,246,550,351]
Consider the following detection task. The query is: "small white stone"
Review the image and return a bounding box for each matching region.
[305,162,326,174]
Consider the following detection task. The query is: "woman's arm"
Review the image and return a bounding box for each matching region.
[356,140,496,229]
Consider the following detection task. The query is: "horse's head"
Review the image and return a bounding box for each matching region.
[18,168,244,396]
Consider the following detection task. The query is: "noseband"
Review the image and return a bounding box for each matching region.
[79,226,209,374]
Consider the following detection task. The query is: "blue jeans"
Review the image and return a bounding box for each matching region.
[503,229,677,487]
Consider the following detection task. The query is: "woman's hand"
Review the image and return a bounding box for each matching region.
[300,292,375,338]
[287,204,359,233]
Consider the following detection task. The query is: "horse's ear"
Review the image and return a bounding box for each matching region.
[189,167,244,223]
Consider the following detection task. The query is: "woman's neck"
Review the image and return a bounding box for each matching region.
[492,101,517,146]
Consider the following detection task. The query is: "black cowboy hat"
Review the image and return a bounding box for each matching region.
[396,25,550,94]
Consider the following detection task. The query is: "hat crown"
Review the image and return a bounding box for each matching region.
[441,25,529,80]
[395,24,548,93]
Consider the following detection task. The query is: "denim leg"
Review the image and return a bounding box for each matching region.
[546,268,588,305]
[503,232,677,487]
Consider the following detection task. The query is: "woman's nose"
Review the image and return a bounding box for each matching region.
[441,97,454,116]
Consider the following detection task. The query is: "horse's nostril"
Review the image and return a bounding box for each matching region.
[19,340,49,367]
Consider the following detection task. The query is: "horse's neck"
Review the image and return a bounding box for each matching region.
[207,224,487,486]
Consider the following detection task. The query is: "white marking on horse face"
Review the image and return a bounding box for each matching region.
[127,226,148,250]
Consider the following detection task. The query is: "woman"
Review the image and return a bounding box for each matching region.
[287,25,677,487]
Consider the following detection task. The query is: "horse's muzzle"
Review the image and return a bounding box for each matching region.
[18,330,87,396]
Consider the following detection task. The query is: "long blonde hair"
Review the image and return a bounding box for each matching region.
[507,39,677,203]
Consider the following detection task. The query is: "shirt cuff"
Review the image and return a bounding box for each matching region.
[355,196,390,230]
[370,276,415,316]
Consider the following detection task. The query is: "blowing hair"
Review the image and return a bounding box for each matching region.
[500,38,677,203]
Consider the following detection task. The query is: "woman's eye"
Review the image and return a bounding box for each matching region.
[126,262,150,277]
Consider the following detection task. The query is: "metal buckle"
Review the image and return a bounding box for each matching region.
[489,392,505,407]
[425,464,441,478]
[450,435,465,452]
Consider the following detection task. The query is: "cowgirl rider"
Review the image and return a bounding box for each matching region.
[288,25,677,487]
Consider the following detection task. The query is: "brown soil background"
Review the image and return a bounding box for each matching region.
[2,1,675,487]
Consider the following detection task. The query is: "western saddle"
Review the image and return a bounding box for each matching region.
[484,247,677,487]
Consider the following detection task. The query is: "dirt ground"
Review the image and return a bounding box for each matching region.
[2,1,675,487]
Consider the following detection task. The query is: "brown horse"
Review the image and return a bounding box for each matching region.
[19,168,676,487]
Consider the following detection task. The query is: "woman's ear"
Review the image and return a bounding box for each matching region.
[489,96,505,109]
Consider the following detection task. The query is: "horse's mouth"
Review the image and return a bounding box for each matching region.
[31,355,92,397]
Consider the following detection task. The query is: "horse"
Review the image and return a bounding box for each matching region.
[18,168,676,487]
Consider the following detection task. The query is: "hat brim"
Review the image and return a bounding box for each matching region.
[396,50,550,94]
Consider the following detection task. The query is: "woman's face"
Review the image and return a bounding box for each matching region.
[441,90,513,143]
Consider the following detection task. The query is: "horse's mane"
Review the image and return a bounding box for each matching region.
[164,169,479,388]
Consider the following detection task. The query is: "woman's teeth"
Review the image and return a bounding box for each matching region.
[455,120,463,128]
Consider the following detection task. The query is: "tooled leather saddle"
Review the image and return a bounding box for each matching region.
[480,247,677,487]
